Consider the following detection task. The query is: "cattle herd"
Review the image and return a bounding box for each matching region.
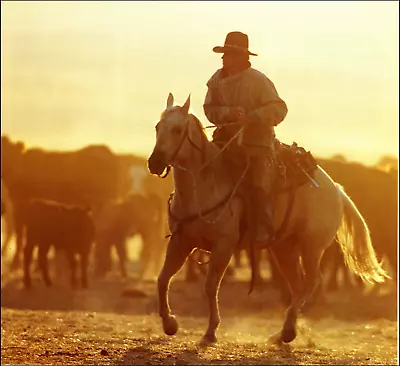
[1,135,172,288]
[1,135,398,303]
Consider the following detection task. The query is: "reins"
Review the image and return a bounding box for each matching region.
[158,117,247,232]
[158,119,244,179]
[167,156,249,230]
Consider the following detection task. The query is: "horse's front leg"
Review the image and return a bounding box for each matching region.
[203,238,235,344]
[158,236,192,336]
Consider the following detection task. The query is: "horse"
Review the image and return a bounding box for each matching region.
[147,93,389,345]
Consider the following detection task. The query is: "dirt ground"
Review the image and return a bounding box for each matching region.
[1,256,398,365]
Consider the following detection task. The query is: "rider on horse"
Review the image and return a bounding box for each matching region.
[203,31,288,244]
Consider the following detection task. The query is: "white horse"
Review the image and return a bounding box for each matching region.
[147,93,389,345]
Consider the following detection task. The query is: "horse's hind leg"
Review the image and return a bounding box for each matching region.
[298,243,324,311]
[203,241,234,344]
[269,240,324,344]
[158,237,193,336]
[268,240,305,344]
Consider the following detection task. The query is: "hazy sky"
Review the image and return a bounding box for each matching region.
[1,1,398,165]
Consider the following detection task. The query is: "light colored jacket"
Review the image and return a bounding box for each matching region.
[203,67,287,147]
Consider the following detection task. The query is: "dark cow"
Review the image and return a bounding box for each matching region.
[93,153,173,278]
[23,199,95,289]
[318,158,398,283]
[1,135,121,270]
[94,193,165,279]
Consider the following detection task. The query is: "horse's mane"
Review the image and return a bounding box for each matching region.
[190,113,209,141]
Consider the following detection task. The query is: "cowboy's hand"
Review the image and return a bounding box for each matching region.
[226,107,245,121]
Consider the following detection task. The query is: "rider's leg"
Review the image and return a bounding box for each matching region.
[248,151,276,244]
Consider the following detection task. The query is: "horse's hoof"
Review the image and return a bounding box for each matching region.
[201,333,217,345]
[281,327,297,343]
[162,315,178,336]
[267,331,283,346]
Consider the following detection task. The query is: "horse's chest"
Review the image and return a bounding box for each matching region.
[169,220,221,251]
[179,220,217,239]
[168,197,242,249]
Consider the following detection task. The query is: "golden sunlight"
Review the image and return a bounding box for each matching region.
[1,3,398,365]
[1,1,398,165]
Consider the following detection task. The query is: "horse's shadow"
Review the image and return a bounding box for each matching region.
[114,337,299,365]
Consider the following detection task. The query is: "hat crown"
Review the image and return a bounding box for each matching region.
[212,31,257,56]
[224,31,249,49]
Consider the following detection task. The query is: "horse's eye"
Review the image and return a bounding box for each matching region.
[172,126,182,135]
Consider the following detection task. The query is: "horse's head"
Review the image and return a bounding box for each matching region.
[148,93,192,176]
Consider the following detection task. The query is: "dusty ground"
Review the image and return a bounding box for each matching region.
[1,257,398,365]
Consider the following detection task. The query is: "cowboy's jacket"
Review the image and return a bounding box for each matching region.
[203,68,288,147]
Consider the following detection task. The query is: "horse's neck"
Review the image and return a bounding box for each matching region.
[172,119,231,213]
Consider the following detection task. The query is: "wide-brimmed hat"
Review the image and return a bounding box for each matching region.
[213,31,258,56]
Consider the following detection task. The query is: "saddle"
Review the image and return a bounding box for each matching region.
[273,140,318,194]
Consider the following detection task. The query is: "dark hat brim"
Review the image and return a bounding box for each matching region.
[213,45,258,56]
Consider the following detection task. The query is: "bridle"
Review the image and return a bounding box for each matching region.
[155,114,248,227]
[157,113,205,179]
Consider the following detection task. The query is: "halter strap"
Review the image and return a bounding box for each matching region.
[158,114,205,178]
[168,121,189,165]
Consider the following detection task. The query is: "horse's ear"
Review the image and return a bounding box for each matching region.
[181,94,191,115]
[167,93,174,109]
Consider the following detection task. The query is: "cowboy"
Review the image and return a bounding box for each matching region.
[203,31,288,244]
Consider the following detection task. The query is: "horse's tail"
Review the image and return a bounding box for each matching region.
[336,183,390,283]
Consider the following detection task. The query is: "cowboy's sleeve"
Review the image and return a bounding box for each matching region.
[247,77,288,126]
[203,87,231,125]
